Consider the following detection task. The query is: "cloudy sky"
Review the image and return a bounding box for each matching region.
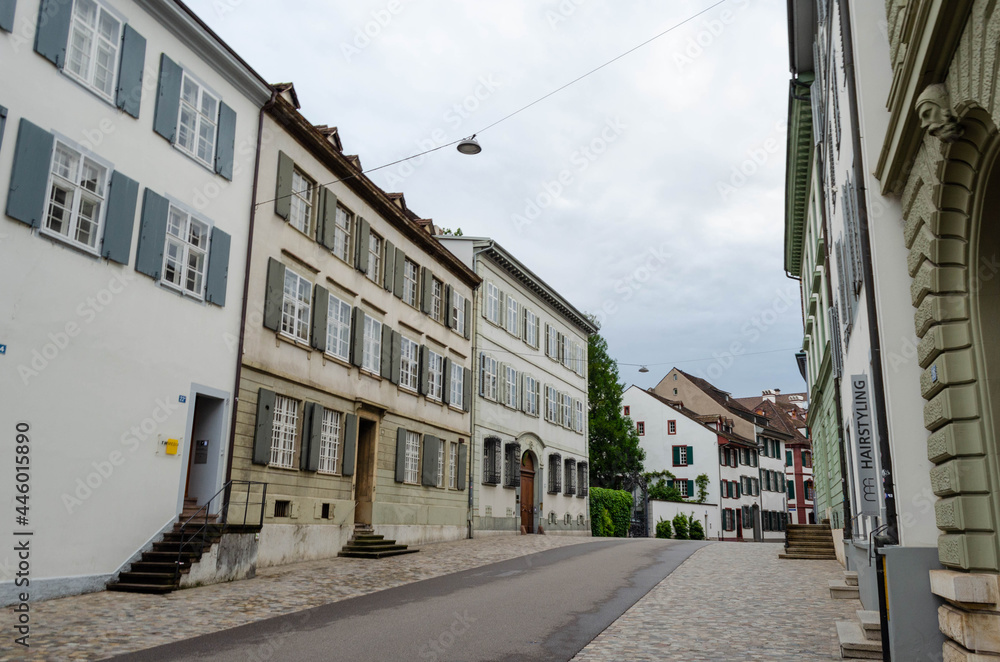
[186,0,804,398]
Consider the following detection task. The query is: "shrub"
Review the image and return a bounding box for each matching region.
[655,518,672,539]
[672,513,689,540]
[601,508,614,537]
[689,517,705,540]
[589,487,633,537]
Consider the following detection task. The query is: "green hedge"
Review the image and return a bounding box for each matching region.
[589,487,632,537]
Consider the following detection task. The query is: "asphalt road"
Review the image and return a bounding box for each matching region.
[108,538,710,662]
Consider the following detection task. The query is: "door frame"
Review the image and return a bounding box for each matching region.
[175,383,231,516]
[352,415,379,525]
[520,450,537,533]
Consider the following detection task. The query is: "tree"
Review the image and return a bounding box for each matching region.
[587,328,645,489]
[695,474,710,503]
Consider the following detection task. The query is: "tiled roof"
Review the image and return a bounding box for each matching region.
[635,387,756,448]
[745,399,809,446]
[676,370,757,420]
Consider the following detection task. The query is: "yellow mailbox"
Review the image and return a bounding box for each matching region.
[165,438,180,455]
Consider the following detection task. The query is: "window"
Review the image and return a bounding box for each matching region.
[288,168,314,235]
[399,337,419,392]
[667,420,676,435]
[574,400,584,433]
[485,282,500,324]
[427,349,444,401]
[805,480,814,501]
[436,440,445,488]
[677,479,689,498]
[403,430,420,484]
[431,278,443,322]
[65,0,122,101]
[561,393,572,428]
[636,421,645,436]
[449,443,457,489]
[503,365,518,408]
[318,409,341,474]
[623,406,630,416]
[269,395,298,469]
[674,446,688,466]
[545,386,559,422]
[326,294,352,361]
[333,205,352,262]
[44,141,108,252]
[402,259,419,306]
[504,443,521,488]
[505,296,519,336]
[803,451,813,468]
[673,388,678,395]
[577,463,588,497]
[177,73,219,167]
[451,290,466,336]
[449,362,465,408]
[524,376,539,416]
[366,231,382,283]
[564,458,576,495]
[483,437,501,484]
[480,354,499,401]
[281,268,311,343]
[548,454,561,493]
[361,314,382,374]
[546,324,559,360]
[162,206,210,298]
[524,309,538,348]
[273,500,290,518]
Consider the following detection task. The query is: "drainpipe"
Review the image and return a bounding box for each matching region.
[224,88,278,485]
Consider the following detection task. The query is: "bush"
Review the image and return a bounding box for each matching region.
[689,518,705,540]
[601,508,614,537]
[672,513,689,540]
[655,518,672,539]
[589,487,632,537]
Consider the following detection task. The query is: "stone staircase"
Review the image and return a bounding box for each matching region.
[338,525,419,559]
[829,570,861,599]
[836,608,882,659]
[779,523,837,560]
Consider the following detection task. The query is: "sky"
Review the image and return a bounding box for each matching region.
[186,0,805,399]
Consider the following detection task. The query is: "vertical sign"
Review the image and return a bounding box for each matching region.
[851,374,879,515]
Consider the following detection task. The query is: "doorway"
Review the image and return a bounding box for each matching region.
[354,418,377,525]
[185,394,225,507]
[752,504,762,541]
[520,452,535,533]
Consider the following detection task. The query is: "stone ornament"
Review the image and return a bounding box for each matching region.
[916,83,964,142]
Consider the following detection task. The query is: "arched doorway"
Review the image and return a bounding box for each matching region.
[520,452,536,533]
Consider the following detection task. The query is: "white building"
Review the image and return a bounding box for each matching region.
[437,237,595,536]
[755,425,789,541]
[0,0,270,603]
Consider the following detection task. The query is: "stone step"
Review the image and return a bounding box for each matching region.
[830,580,861,600]
[342,543,409,553]
[779,552,838,560]
[785,544,835,553]
[107,582,175,594]
[338,547,420,559]
[844,571,858,587]
[116,571,177,586]
[856,610,881,641]
[836,621,882,659]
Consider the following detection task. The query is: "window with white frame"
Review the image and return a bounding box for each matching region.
[561,393,572,428]
[451,290,466,336]
[636,421,645,435]
[523,309,538,348]
[427,349,444,401]
[333,205,352,262]
[546,386,559,422]
[366,231,382,283]
[431,278,443,322]
[437,441,445,488]
[288,169,314,235]
[562,336,572,369]
[449,362,464,408]
[399,337,419,392]
[403,259,419,307]
[449,443,457,488]
[677,479,689,497]
[44,141,108,252]
[281,268,311,343]
[326,294,351,361]
[677,445,688,465]
[66,0,122,102]
[505,296,519,336]
[503,365,518,408]
[318,409,341,474]
[361,314,382,374]
[163,205,210,298]
[480,354,498,400]
[403,430,420,484]
[177,73,219,167]
[546,324,559,360]
[574,399,584,433]
[269,395,298,469]
[524,375,539,416]
[485,282,500,324]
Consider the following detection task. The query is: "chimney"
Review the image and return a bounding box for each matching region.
[762,389,777,402]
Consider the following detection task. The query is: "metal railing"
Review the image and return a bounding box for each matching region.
[175,480,267,579]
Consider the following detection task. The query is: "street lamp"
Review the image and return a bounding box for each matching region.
[456,136,482,155]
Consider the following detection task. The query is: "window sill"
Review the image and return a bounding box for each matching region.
[323,352,352,368]
[267,464,298,472]
[276,333,312,353]
[38,227,103,260]
[360,369,382,381]
[60,68,121,114]
[316,470,342,477]
[172,141,219,176]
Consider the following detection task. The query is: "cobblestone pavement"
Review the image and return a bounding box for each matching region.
[571,542,859,662]
[3,534,592,662]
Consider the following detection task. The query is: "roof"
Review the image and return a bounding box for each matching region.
[674,370,760,423]
[626,386,757,448]
[733,391,809,410]
[745,399,810,446]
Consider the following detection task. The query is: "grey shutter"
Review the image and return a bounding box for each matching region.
[0,106,6,152]
[457,444,467,490]
[215,102,236,181]
[6,119,53,227]
[463,367,472,412]
[420,267,432,314]
[418,345,430,395]
[305,403,322,471]
[498,291,505,328]
[444,285,453,328]
[116,25,146,119]
[134,188,169,279]
[464,298,472,339]
[380,323,393,380]
[252,388,276,465]
[395,427,407,483]
[152,54,182,143]
[204,227,231,306]
[392,248,405,298]
[0,0,14,32]
[274,151,293,220]
[382,240,395,291]
[310,284,329,351]
[319,188,338,249]
[34,0,71,67]
[421,435,440,486]
[262,258,285,331]
[355,217,370,273]
[389,331,401,384]
[350,308,365,367]
[100,171,139,264]
[521,374,529,413]
[342,413,357,476]
[442,358,452,405]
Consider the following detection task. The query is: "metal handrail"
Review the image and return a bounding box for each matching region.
[175,480,268,579]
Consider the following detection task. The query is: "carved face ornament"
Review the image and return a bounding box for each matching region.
[915,84,963,142]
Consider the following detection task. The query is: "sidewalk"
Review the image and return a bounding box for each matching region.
[571,542,859,661]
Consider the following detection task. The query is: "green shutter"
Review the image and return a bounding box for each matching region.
[420,266,432,314]
[421,435,439,486]
[389,331,401,385]
[341,413,357,476]
[6,119,53,227]
[252,389,275,465]
[457,443,467,490]
[788,481,795,499]
[786,450,793,467]
[392,248,405,298]
[310,284,329,351]
[34,0,72,67]
[350,308,364,367]
[687,480,694,497]
[418,345,430,395]
[100,171,139,265]
[380,323,393,380]
[134,188,169,279]
[262,258,285,331]
[735,481,741,498]
[116,24,146,118]
[318,188,338,250]
[274,151,293,220]
[204,227,231,306]
[215,102,236,181]
[152,54,182,142]
[463,367,472,412]
[672,446,680,466]
[395,427,407,483]
[0,0,14,32]
[442,358,452,406]
[355,217,370,273]
[687,446,694,465]
[382,240,395,291]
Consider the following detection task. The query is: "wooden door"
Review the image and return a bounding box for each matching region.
[354,419,376,524]
[520,454,534,533]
